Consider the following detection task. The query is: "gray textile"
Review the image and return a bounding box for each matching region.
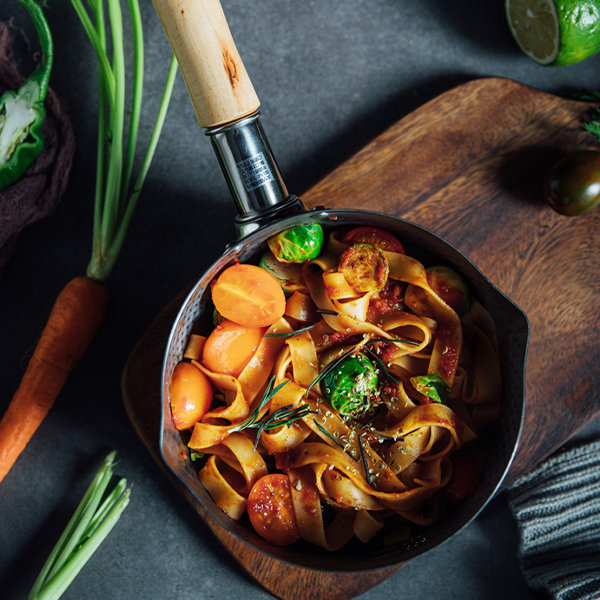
[508,439,600,600]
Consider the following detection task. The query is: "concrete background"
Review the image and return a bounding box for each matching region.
[1,1,599,599]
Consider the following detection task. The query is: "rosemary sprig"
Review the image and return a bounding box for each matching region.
[357,435,373,486]
[312,418,345,450]
[229,377,289,433]
[370,431,403,442]
[316,309,339,316]
[228,377,315,450]
[264,324,316,338]
[364,347,401,385]
[364,337,420,347]
[246,403,314,450]
[305,347,358,396]
[312,418,358,462]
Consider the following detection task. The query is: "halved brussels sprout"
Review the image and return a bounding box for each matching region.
[339,243,389,293]
[405,265,470,316]
[321,352,378,417]
[259,250,306,295]
[410,374,450,404]
[267,223,324,263]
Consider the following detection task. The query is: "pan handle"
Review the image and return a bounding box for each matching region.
[153,0,305,236]
[152,0,259,128]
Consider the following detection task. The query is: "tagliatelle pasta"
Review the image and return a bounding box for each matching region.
[169,224,502,549]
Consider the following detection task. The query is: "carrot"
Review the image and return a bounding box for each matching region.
[0,276,108,482]
[0,1,178,482]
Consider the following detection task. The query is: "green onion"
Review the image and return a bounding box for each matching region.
[264,324,316,338]
[70,0,178,283]
[27,451,130,600]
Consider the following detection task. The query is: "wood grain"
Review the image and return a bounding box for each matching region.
[122,77,600,599]
[152,0,260,127]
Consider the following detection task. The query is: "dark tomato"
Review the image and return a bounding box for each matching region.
[247,474,300,546]
[342,226,405,253]
[543,150,600,216]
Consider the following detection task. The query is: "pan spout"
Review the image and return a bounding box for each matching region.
[207,113,305,237]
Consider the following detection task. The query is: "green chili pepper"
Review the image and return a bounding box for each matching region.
[321,352,378,417]
[0,0,53,190]
[267,222,324,263]
[410,374,450,403]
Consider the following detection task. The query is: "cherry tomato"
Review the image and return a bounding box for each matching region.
[247,474,300,546]
[211,264,286,327]
[169,361,213,430]
[202,319,265,377]
[543,150,600,216]
[342,226,405,253]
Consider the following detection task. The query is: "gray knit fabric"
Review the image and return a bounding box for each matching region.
[508,439,600,600]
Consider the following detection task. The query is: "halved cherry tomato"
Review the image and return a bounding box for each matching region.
[211,263,286,327]
[169,361,213,430]
[202,319,265,377]
[247,474,300,546]
[342,226,405,253]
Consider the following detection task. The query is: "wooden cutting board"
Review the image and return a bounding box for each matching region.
[122,77,600,600]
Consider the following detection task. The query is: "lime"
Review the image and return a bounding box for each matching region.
[505,0,600,66]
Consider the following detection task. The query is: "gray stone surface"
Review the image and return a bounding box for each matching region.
[0,1,598,599]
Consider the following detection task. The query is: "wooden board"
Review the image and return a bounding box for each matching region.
[122,77,600,599]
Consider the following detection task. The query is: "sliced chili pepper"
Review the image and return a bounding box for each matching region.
[0,0,53,190]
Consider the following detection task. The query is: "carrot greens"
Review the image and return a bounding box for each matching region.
[70,0,178,282]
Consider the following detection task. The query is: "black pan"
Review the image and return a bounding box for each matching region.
[153,0,529,572]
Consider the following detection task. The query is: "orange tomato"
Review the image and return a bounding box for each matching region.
[202,319,265,377]
[211,264,286,327]
[247,474,300,546]
[169,362,213,430]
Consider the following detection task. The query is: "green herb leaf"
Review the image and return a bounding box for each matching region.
[410,374,450,403]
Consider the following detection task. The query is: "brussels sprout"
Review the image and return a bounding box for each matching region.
[410,374,450,404]
[339,243,389,293]
[405,265,470,316]
[267,222,324,263]
[258,250,306,295]
[321,352,378,417]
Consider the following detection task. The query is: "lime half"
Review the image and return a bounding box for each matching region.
[505,0,600,66]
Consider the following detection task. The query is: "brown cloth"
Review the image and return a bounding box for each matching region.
[0,21,75,272]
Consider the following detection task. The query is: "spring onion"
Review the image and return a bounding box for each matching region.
[27,451,130,600]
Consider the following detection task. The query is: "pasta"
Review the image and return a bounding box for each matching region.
[169,224,502,549]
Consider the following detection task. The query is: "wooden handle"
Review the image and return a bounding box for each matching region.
[152,0,260,128]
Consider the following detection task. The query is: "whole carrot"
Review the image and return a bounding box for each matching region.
[0,0,178,483]
[0,277,108,481]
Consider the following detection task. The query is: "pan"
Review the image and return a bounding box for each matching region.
[154,0,528,572]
